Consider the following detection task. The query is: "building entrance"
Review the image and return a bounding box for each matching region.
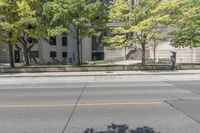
[14,50,20,63]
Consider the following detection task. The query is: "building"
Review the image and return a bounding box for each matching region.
[0,33,193,65]
[0,33,104,64]
[0,0,199,64]
[149,43,200,63]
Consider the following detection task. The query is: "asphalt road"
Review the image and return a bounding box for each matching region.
[0,74,200,133]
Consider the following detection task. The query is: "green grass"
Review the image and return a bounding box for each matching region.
[136,61,170,66]
[177,63,200,65]
[93,60,106,65]
[82,57,125,66]
[2,59,188,69]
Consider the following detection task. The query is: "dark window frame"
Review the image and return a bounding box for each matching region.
[50,51,57,59]
[62,52,67,58]
[62,36,68,46]
[30,51,39,58]
[50,36,57,45]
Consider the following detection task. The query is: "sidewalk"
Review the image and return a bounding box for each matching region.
[0,70,200,77]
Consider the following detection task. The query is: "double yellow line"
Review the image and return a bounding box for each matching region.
[0,101,162,109]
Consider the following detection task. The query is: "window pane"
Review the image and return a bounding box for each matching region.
[50,36,56,45]
[30,51,38,58]
[62,36,67,46]
[62,52,67,58]
[50,51,57,58]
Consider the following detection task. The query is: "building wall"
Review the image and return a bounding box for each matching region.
[149,42,200,63]
[0,35,93,64]
[36,36,67,64]
[2,38,200,64]
[23,35,69,64]
[82,37,92,63]
[104,46,150,61]
[104,47,124,61]
[0,44,9,63]
[67,34,77,63]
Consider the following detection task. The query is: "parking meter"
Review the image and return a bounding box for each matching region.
[170,51,177,70]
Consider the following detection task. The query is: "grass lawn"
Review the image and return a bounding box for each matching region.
[4,60,200,69]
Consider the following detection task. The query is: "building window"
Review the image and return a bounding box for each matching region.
[92,52,104,61]
[30,51,38,58]
[62,36,68,46]
[92,36,97,51]
[50,51,57,59]
[29,38,38,44]
[92,36,102,51]
[62,52,67,58]
[50,36,56,45]
[14,50,20,63]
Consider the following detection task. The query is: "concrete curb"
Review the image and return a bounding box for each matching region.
[1,71,200,78]
[0,65,172,73]
[0,65,200,78]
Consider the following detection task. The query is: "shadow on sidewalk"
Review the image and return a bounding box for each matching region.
[84,123,160,133]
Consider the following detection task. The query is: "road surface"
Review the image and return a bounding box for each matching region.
[0,73,200,133]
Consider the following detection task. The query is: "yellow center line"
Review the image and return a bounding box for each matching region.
[0,102,162,108]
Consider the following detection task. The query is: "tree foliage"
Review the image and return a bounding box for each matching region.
[15,0,49,66]
[104,0,167,65]
[44,0,108,64]
[170,0,200,48]
[0,0,49,66]
[0,0,19,67]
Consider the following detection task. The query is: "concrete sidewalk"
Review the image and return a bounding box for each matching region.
[0,70,200,77]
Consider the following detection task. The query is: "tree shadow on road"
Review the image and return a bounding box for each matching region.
[84,123,160,133]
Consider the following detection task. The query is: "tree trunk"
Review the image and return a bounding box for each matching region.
[8,44,15,68]
[141,43,145,65]
[124,46,127,60]
[153,45,156,63]
[23,45,30,66]
[80,37,83,63]
[76,28,81,65]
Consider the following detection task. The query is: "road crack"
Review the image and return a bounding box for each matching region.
[164,81,200,96]
[61,82,88,133]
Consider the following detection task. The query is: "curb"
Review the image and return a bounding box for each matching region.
[0,71,200,78]
[0,65,172,73]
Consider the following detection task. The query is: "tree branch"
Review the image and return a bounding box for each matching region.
[15,44,22,51]
[28,42,35,51]
[135,32,142,42]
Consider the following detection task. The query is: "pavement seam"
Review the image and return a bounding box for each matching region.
[164,81,200,97]
[165,100,200,126]
[61,82,87,133]
[166,99,200,102]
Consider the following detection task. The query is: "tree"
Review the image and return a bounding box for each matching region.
[150,0,199,48]
[170,0,200,48]
[104,0,169,65]
[15,0,39,66]
[43,0,108,64]
[150,27,166,62]
[15,0,49,66]
[0,0,49,66]
[0,0,19,67]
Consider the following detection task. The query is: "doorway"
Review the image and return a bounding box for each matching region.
[14,50,20,63]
